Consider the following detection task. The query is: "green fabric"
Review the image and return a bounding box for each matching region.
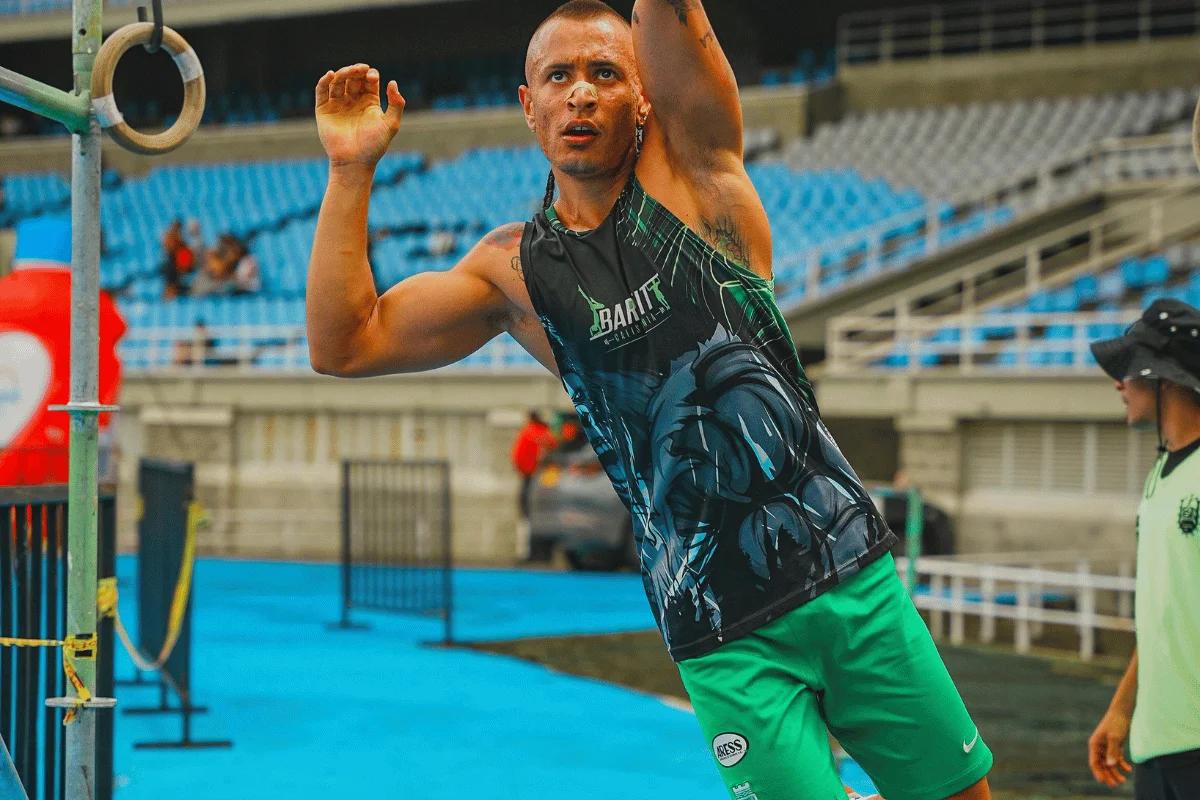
[677,555,992,800]
[1131,449,1200,762]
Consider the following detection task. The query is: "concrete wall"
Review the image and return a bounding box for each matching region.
[115,369,571,563]
[814,371,1145,559]
[839,35,1200,113]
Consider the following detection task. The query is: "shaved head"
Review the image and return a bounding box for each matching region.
[526,0,630,84]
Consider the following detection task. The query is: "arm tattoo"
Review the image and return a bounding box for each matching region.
[632,10,639,24]
[511,255,524,280]
[663,0,700,25]
[700,29,714,48]
[701,216,751,270]
[483,222,524,250]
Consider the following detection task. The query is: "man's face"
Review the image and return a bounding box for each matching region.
[520,17,648,180]
[1117,377,1158,428]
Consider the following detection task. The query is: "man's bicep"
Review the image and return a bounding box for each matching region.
[632,0,743,158]
[349,265,509,376]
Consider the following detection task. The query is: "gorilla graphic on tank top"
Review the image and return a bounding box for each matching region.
[521,178,896,660]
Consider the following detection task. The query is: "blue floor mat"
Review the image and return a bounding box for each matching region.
[111,557,877,799]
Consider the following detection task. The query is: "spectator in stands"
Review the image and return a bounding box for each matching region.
[160,220,195,299]
[232,248,261,295]
[191,245,232,296]
[174,320,217,367]
[1088,299,1200,797]
[184,219,207,268]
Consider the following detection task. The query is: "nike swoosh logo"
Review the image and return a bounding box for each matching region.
[963,730,979,753]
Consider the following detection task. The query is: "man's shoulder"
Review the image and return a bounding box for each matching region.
[481,222,527,252]
[459,222,530,288]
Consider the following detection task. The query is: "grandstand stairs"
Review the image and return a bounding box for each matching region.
[785,191,1106,354]
[793,180,1200,353]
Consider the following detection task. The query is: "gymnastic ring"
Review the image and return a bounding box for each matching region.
[90,22,206,156]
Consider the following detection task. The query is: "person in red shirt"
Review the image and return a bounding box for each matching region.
[511,411,557,521]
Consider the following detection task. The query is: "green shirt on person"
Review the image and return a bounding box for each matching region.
[1131,446,1200,762]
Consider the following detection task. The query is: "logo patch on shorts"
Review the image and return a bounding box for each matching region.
[731,782,758,800]
[712,732,749,767]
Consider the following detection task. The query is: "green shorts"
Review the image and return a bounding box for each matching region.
[677,554,992,800]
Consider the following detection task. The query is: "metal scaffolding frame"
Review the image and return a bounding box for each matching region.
[0,1,202,796]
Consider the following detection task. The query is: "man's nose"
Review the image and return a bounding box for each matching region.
[567,84,598,112]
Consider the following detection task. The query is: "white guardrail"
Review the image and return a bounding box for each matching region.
[895,553,1135,661]
[831,308,1143,373]
[118,325,539,374]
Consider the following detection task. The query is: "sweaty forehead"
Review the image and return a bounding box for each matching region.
[526,17,636,80]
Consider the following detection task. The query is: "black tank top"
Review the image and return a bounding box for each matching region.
[520,176,897,661]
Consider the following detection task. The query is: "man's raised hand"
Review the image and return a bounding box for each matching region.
[315,64,405,170]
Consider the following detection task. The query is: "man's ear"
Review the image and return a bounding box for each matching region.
[636,88,652,127]
[519,85,536,132]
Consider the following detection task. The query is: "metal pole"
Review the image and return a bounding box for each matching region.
[65,0,104,796]
[0,67,90,133]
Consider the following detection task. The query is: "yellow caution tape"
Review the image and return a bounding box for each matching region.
[0,636,66,648]
[98,502,202,702]
[61,633,97,725]
[2,501,204,723]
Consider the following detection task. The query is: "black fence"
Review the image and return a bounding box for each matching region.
[121,459,230,750]
[0,484,116,800]
[336,460,453,643]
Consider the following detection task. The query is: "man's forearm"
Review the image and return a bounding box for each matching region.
[307,164,380,373]
[1109,649,1138,717]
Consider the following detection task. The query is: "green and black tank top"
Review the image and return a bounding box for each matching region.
[519,175,897,661]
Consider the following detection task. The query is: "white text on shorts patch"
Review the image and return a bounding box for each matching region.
[712,732,749,767]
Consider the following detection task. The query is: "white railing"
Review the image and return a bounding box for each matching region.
[119,325,540,374]
[777,133,1198,312]
[826,178,1200,372]
[833,308,1142,372]
[895,554,1135,661]
[839,0,1200,66]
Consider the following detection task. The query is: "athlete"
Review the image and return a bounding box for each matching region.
[1088,299,1200,799]
[307,2,993,798]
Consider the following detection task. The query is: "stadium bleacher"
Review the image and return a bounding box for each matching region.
[788,87,1200,209]
[4,138,975,370]
[5,76,1199,373]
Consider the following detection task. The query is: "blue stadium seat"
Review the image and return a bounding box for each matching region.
[1120,257,1146,288]
[1143,255,1170,286]
[1074,274,1100,305]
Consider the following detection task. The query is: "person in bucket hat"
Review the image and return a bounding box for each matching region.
[1088,298,1200,799]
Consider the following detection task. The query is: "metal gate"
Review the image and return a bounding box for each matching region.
[337,460,453,642]
[122,459,230,750]
[0,485,115,800]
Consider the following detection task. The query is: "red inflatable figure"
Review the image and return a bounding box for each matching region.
[0,215,126,485]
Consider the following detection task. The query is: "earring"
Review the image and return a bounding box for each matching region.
[635,120,645,154]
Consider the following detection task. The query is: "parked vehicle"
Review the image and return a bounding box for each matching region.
[527,442,633,571]
[529,451,956,572]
